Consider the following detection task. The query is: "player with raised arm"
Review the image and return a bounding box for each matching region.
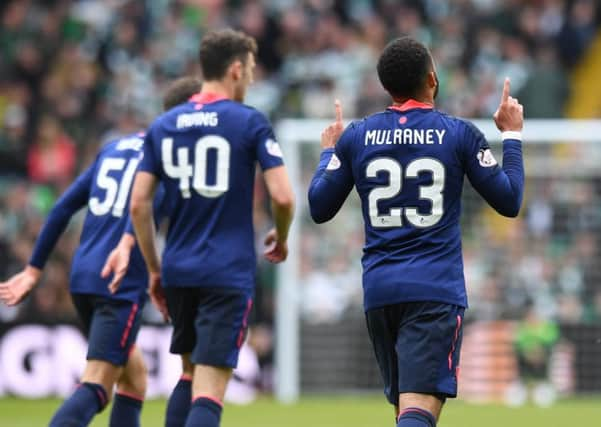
[308,37,524,427]
[0,77,202,427]
[129,29,294,427]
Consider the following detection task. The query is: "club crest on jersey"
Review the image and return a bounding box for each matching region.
[265,139,283,158]
[326,153,341,170]
[477,148,498,167]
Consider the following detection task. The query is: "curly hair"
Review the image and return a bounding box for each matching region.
[377,37,433,100]
[199,29,258,81]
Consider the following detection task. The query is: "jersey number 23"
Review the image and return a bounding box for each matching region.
[367,157,445,228]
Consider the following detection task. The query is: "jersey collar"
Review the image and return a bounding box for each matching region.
[387,99,434,112]
[189,92,229,104]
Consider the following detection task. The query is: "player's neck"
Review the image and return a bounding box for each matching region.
[200,81,234,100]
[392,93,434,108]
[392,97,434,107]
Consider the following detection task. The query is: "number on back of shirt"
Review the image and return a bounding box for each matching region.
[366,157,445,228]
[161,135,230,198]
[89,157,140,217]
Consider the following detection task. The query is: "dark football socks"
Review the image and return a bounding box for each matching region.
[397,407,436,427]
[166,376,193,427]
[49,382,108,427]
[109,392,143,427]
[184,396,223,427]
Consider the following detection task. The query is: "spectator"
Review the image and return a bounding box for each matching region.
[27,115,76,187]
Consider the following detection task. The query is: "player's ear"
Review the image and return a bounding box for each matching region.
[427,71,437,90]
[427,70,440,99]
[230,60,243,81]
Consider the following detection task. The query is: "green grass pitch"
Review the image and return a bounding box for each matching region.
[1,396,598,426]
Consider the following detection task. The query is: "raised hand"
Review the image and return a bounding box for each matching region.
[321,100,345,149]
[0,266,41,306]
[263,228,288,263]
[493,78,524,132]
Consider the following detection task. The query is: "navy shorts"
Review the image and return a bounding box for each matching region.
[365,301,464,405]
[164,286,253,368]
[71,293,143,366]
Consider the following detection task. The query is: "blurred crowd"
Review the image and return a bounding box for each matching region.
[1,0,600,325]
[463,176,601,325]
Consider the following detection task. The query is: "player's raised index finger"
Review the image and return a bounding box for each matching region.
[501,78,510,103]
[335,99,343,123]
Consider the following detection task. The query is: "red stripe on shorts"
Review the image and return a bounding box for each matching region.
[236,298,253,348]
[120,303,139,348]
[448,314,462,370]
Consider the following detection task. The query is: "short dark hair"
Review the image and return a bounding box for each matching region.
[162,76,202,110]
[377,37,433,100]
[199,29,258,81]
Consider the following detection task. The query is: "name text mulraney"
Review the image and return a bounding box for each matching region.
[365,129,446,146]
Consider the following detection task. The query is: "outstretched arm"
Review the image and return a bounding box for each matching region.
[0,165,93,305]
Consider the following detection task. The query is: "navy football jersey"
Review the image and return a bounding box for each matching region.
[309,100,524,311]
[30,133,163,302]
[138,93,284,291]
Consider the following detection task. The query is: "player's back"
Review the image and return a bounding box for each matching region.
[339,101,492,310]
[71,133,148,301]
[142,94,281,291]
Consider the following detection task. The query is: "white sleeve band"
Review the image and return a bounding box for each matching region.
[501,131,522,141]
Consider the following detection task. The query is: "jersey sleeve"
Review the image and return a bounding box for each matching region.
[249,111,284,171]
[29,163,95,269]
[138,125,161,176]
[308,124,355,223]
[461,121,524,217]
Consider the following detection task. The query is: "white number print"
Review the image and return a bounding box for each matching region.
[367,159,403,227]
[162,135,231,198]
[366,157,445,228]
[89,157,140,217]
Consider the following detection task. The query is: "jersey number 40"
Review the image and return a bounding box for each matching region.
[367,157,445,228]
[161,136,230,198]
